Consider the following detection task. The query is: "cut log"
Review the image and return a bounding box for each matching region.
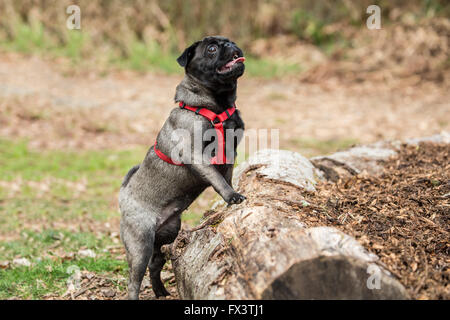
[165,149,408,299]
[311,132,450,181]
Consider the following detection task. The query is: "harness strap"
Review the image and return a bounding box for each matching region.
[154,142,184,166]
[154,102,236,166]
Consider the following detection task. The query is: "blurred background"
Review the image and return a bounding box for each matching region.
[0,0,448,299]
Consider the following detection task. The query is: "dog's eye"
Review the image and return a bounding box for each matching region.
[207,45,218,55]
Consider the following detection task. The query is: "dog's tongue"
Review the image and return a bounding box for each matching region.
[225,57,245,68]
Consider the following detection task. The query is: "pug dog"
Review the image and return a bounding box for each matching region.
[119,36,246,300]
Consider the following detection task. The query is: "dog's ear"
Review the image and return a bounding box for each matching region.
[177,41,200,67]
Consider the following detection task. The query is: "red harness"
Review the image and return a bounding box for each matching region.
[154,101,236,166]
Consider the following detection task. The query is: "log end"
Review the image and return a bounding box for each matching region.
[261,256,408,300]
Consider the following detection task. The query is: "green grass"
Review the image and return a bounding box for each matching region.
[181,211,203,226]
[116,40,181,74]
[0,139,144,198]
[6,23,47,53]
[0,22,88,65]
[0,139,140,298]
[288,137,359,157]
[0,138,207,298]
[0,138,144,231]
[245,57,302,78]
[0,225,127,299]
[0,257,126,299]
[0,21,303,78]
[0,138,203,224]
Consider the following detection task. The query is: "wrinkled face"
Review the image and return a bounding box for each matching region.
[177,36,245,88]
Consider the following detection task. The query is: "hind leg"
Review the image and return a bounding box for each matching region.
[149,214,181,297]
[149,245,170,297]
[120,211,156,300]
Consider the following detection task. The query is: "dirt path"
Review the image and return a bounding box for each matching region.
[1,52,448,154]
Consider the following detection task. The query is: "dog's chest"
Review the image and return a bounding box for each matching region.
[203,111,244,155]
[223,112,244,131]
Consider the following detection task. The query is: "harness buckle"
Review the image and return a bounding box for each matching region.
[211,117,221,125]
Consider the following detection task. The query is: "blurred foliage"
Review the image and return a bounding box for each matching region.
[0,0,448,74]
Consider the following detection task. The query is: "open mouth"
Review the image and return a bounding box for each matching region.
[217,54,245,74]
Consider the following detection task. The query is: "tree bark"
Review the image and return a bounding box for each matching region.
[165,149,408,299]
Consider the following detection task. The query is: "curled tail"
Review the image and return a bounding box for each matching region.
[121,164,140,188]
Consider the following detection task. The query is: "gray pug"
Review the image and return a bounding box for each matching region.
[119,36,246,300]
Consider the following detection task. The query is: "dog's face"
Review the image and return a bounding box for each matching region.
[177,36,245,88]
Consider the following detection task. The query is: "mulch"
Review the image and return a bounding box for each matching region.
[301,142,449,299]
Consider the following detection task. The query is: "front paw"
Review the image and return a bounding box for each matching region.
[225,192,246,205]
